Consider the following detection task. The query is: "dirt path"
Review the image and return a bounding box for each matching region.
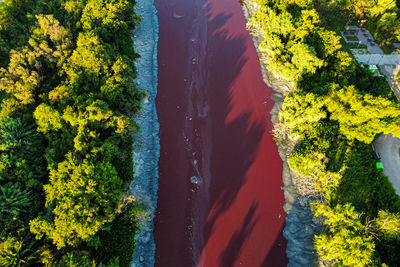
[154,0,287,266]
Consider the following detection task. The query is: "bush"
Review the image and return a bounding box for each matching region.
[89,200,145,266]
[288,148,327,176]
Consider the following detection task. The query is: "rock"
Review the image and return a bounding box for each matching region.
[190,176,201,185]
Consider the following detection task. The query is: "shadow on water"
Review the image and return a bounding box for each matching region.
[261,222,287,267]
[191,4,257,263]
[196,1,287,266]
[218,202,259,267]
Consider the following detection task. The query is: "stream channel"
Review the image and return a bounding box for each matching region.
[153,0,288,266]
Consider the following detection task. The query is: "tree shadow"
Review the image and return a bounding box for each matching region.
[261,222,288,267]
[196,1,287,266]
[218,202,259,267]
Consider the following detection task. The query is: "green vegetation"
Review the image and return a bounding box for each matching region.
[0,0,144,265]
[317,0,400,47]
[314,203,375,267]
[249,0,400,265]
[247,0,332,81]
[345,35,360,41]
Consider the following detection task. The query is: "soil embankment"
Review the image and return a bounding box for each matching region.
[154,0,287,266]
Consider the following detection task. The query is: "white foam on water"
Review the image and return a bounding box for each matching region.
[173,11,185,19]
[190,176,202,185]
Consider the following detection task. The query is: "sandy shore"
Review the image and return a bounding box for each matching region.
[240,1,321,266]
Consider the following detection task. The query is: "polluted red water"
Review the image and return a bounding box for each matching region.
[154,0,288,266]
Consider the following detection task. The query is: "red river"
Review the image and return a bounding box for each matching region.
[154,0,288,266]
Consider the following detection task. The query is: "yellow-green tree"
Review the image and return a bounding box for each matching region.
[375,211,400,238]
[325,84,400,143]
[281,92,326,135]
[314,203,375,266]
[247,0,324,81]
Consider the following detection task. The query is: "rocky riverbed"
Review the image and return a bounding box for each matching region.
[130,0,160,266]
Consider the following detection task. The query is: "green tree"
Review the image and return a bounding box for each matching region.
[314,170,342,201]
[375,13,400,46]
[30,153,123,248]
[0,236,38,267]
[289,42,324,77]
[59,251,95,267]
[0,183,30,234]
[0,48,41,105]
[307,28,342,58]
[366,0,396,18]
[0,118,45,188]
[293,9,320,40]
[347,0,371,18]
[64,32,109,88]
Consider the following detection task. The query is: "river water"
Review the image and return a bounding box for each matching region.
[154,0,288,265]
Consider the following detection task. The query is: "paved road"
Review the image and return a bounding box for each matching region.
[375,134,400,195]
[356,29,384,54]
[381,64,400,101]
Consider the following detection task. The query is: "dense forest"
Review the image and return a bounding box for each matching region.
[249,0,400,265]
[2,0,400,265]
[0,0,144,265]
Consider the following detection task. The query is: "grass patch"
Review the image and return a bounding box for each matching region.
[346,35,359,41]
[381,45,393,54]
[350,48,369,55]
[347,43,367,49]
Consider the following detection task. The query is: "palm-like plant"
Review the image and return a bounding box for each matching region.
[0,183,30,234]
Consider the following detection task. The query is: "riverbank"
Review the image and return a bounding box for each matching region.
[130,0,160,266]
[240,1,320,266]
